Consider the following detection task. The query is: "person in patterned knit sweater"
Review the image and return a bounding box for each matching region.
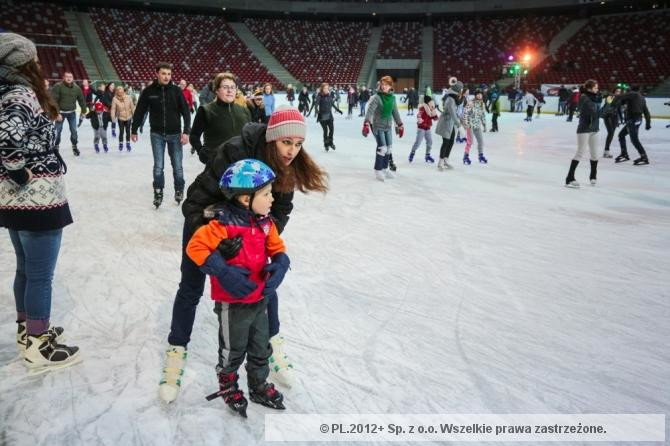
[0,33,81,374]
[462,89,488,165]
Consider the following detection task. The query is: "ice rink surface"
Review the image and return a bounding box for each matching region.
[1,100,669,446]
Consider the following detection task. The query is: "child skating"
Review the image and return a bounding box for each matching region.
[409,95,438,164]
[186,159,290,417]
[462,89,488,165]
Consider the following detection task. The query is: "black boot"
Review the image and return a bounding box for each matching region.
[153,188,163,209]
[589,160,598,185]
[615,153,630,163]
[248,379,285,410]
[389,154,397,172]
[633,154,649,165]
[565,160,580,188]
[175,189,184,204]
[206,371,248,417]
[72,145,80,156]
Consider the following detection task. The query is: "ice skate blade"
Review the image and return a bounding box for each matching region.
[26,354,82,376]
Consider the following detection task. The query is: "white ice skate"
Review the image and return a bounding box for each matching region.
[383,169,395,179]
[590,179,597,186]
[565,180,580,189]
[17,321,65,359]
[24,333,81,375]
[159,345,187,403]
[437,158,445,171]
[269,335,295,388]
[375,170,385,181]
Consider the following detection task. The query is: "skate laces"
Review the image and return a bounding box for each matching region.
[219,372,244,401]
[161,347,187,386]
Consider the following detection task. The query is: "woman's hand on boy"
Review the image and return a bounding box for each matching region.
[217,236,243,260]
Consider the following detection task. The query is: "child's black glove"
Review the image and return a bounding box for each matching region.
[217,236,242,260]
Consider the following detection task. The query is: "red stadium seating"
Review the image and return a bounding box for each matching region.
[378,21,422,59]
[527,11,670,89]
[433,15,571,89]
[244,18,371,85]
[0,0,87,81]
[88,9,281,89]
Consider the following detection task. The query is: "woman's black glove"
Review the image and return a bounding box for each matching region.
[217,236,242,260]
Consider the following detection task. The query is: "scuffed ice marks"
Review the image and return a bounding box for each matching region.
[0,97,669,445]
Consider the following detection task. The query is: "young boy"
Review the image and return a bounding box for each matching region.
[186,159,290,417]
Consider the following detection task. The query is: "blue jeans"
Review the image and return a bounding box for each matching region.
[359,100,367,116]
[8,229,63,332]
[150,133,184,191]
[373,128,393,170]
[55,112,78,148]
[168,222,281,347]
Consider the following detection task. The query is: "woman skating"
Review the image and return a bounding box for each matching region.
[565,80,601,188]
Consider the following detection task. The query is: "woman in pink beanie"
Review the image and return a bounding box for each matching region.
[160,106,328,403]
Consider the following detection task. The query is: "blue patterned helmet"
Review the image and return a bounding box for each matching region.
[219,159,276,199]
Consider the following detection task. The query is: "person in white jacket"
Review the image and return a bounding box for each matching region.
[523,90,537,122]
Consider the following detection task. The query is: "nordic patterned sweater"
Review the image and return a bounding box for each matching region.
[0,82,72,231]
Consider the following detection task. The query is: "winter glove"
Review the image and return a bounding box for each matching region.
[362,121,370,137]
[645,123,651,131]
[200,251,257,298]
[262,252,290,297]
[217,236,242,260]
[395,125,404,138]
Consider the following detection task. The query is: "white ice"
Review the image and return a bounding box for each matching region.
[1,98,669,446]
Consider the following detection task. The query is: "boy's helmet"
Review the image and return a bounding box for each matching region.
[219,159,276,200]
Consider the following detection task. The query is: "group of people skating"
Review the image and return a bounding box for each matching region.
[0,30,661,424]
[564,80,652,188]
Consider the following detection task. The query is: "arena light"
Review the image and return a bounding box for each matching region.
[523,54,531,62]
[508,55,514,61]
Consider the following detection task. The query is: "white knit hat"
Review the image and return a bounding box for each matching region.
[0,33,37,68]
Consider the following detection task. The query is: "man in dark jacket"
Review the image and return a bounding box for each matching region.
[407,87,419,116]
[247,88,268,124]
[614,86,651,165]
[557,85,569,115]
[51,71,86,156]
[199,76,216,106]
[131,62,191,207]
[358,86,370,116]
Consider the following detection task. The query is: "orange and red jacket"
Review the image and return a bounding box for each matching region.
[186,204,286,304]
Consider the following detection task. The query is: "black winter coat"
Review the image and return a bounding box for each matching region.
[182,123,294,234]
[315,93,342,122]
[131,80,191,135]
[359,90,371,102]
[576,92,601,133]
[614,92,651,125]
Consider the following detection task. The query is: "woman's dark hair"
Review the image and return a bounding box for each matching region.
[583,79,598,91]
[264,142,328,194]
[17,60,58,120]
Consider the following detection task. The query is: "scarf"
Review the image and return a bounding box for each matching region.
[0,65,32,87]
[379,92,394,119]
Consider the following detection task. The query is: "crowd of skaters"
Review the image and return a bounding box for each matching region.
[0,30,659,419]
